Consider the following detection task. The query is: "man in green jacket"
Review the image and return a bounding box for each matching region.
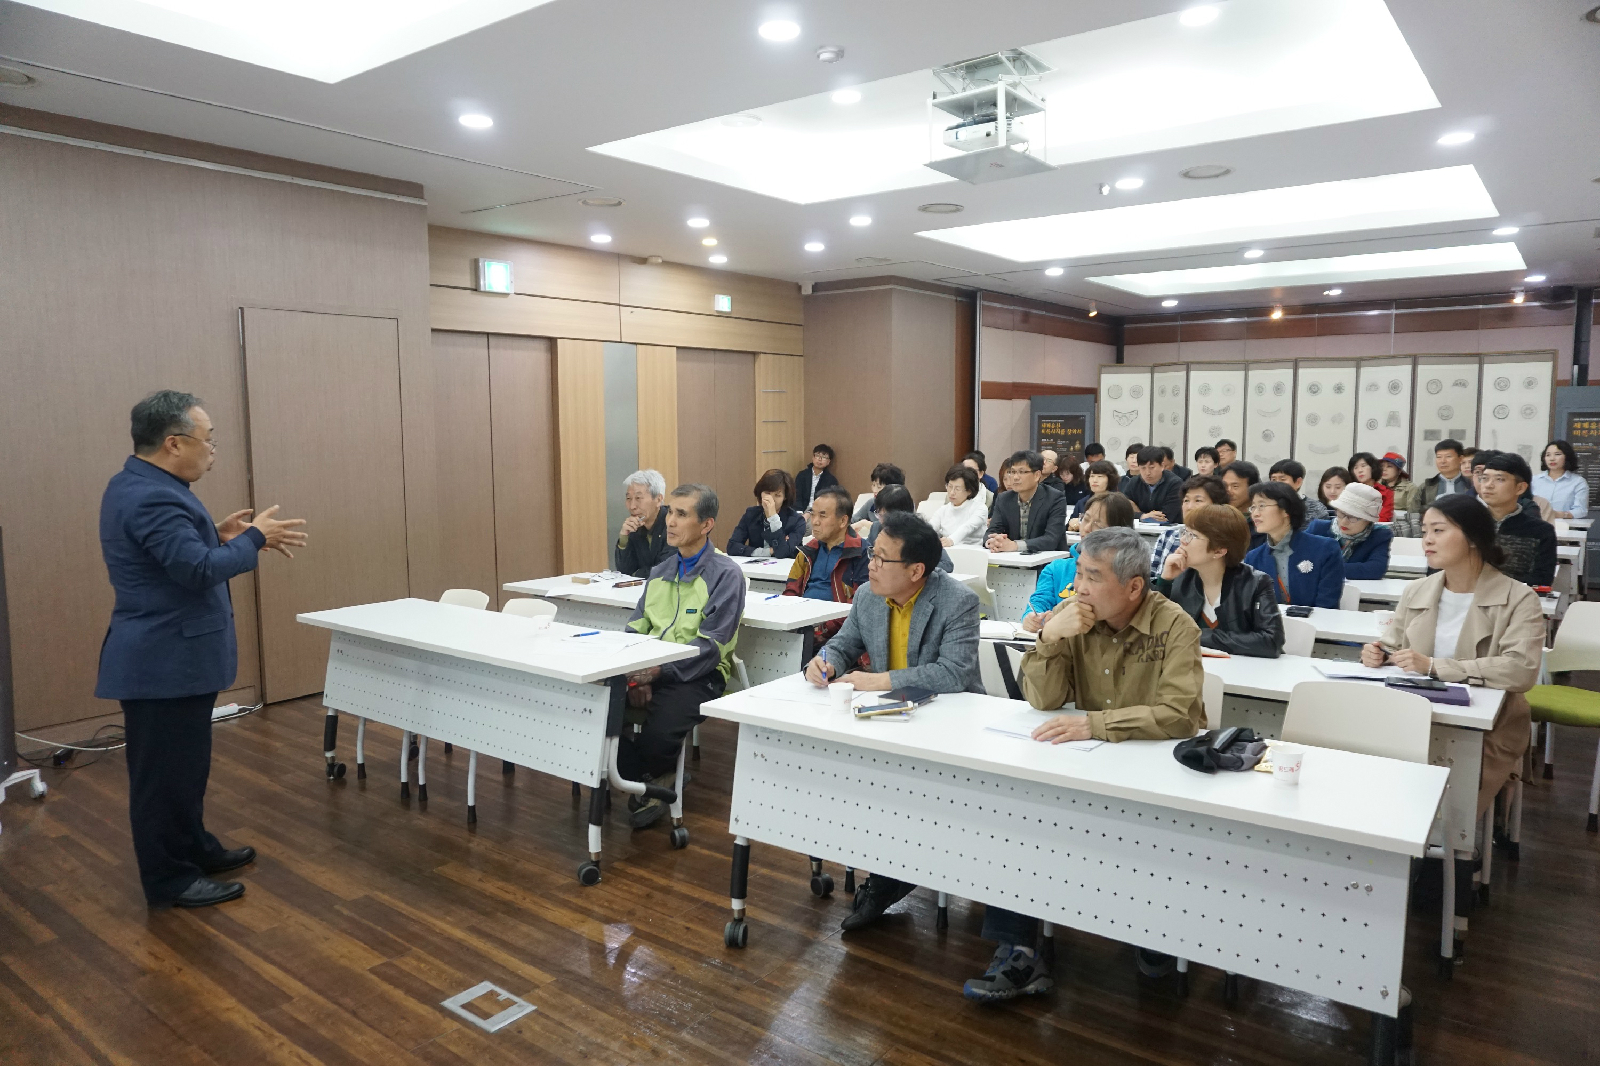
[622,483,745,828]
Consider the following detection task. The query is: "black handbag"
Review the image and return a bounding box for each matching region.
[1174,728,1267,774]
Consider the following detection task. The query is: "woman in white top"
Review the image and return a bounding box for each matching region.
[930,464,989,547]
[1361,493,1543,814]
[1532,439,1588,519]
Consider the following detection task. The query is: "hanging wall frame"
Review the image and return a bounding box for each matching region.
[1098,365,1152,458]
[1293,359,1358,489]
[1478,351,1557,468]
[1243,361,1295,470]
[1150,364,1188,459]
[1185,362,1246,460]
[1355,356,1415,463]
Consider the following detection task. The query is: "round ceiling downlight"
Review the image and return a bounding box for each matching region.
[917,203,964,214]
[1180,164,1231,180]
[758,20,801,41]
[580,197,624,207]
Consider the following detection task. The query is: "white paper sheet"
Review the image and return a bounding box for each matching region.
[1312,662,1415,681]
[559,630,653,650]
[750,671,839,707]
[984,710,1104,750]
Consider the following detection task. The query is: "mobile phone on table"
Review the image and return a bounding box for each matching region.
[1285,605,1313,618]
[1389,676,1448,691]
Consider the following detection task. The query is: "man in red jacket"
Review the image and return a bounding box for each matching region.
[784,487,870,648]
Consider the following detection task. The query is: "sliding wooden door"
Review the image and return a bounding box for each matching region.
[677,349,755,548]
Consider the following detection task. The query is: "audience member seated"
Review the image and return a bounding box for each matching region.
[727,468,807,558]
[1040,448,1060,485]
[1148,475,1228,579]
[1419,439,1474,509]
[1534,439,1588,519]
[1318,466,1353,511]
[1155,504,1285,658]
[1022,492,1136,629]
[1054,457,1089,510]
[1362,493,1542,817]
[783,487,868,648]
[963,451,999,495]
[794,443,839,513]
[1192,445,1219,478]
[1161,446,1191,481]
[1220,459,1265,550]
[1069,461,1119,528]
[1478,451,1557,587]
[621,484,745,829]
[1379,452,1422,537]
[852,462,906,527]
[867,485,954,572]
[1243,481,1345,608]
[1118,443,1144,493]
[1124,445,1184,522]
[929,464,988,547]
[986,450,1066,553]
[1083,442,1107,465]
[803,513,981,935]
[615,468,671,577]
[1347,451,1393,521]
[1308,482,1393,579]
[1268,459,1328,521]
[1215,439,1238,467]
[962,527,1204,1002]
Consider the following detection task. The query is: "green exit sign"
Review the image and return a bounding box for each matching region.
[713,294,732,313]
[476,258,514,294]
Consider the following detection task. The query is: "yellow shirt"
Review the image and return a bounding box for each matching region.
[886,587,923,671]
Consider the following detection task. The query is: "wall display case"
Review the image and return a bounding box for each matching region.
[1410,356,1482,479]
[1478,352,1555,469]
[1097,366,1152,458]
[1243,361,1296,470]
[1150,364,1188,459]
[1355,356,1415,463]
[1185,363,1246,460]
[1293,359,1359,488]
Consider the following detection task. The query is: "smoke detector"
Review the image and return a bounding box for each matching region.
[1180,164,1232,179]
[918,202,964,214]
[816,44,845,63]
[579,197,624,207]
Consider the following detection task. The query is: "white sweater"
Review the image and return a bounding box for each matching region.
[930,496,988,546]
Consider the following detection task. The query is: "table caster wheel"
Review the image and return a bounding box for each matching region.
[29,777,48,799]
[577,861,602,886]
[400,782,410,801]
[810,874,834,898]
[327,762,346,781]
[670,826,690,849]
[724,920,748,948]
[1223,973,1239,1006]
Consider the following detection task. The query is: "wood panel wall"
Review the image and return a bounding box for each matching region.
[430,332,500,602]
[554,339,608,573]
[489,336,561,602]
[678,350,756,548]
[755,354,807,482]
[636,345,680,490]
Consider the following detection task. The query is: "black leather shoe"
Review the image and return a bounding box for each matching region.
[840,876,915,932]
[200,846,256,875]
[171,878,245,909]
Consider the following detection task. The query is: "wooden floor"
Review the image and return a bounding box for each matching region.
[3,698,1599,1066]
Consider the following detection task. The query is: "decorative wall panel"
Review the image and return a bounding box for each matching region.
[1410,356,1481,479]
[1243,361,1295,469]
[1355,356,1414,462]
[1478,352,1555,468]
[1185,363,1246,460]
[1293,359,1358,488]
[1097,366,1152,457]
[1150,365,1188,457]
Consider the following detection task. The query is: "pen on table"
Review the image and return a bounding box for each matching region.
[764,593,782,600]
[571,630,601,637]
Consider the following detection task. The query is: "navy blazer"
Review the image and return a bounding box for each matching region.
[96,457,264,700]
[1307,519,1393,580]
[726,504,807,558]
[1242,528,1346,609]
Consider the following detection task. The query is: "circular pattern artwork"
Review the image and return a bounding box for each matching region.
[1437,404,1454,421]
[1129,385,1144,399]
[1208,425,1222,437]
[1493,376,1511,392]
[1221,383,1235,397]
[1306,413,1320,426]
[1520,404,1537,419]
[1156,385,1166,398]
[1107,436,1122,449]
[1388,379,1403,395]
[1157,413,1166,424]
[1493,404,1510,420]
[1198,383,1212,396]
[1333,382,1346,395]
[1366,418,1379,431]
[1426,378,1443,395]
[1453,379,1469,389]
[1273,381,1287,396]
[1365,381,1379,392]
[1307,382,1322,396]
[1254,382,1266,396]
[1261,429,1275,442]
[1107,384,1122,399]
[1523,376,1538,390]
[1331,412,1344,425]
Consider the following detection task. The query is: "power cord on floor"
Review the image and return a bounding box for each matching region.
[12,702,263,774]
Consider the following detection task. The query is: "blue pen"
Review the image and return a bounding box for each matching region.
[571,630,601,637]
[764,593,782,600]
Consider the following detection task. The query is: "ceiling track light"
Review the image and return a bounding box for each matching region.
[1512,290,1526,304]
[1088,302,1098,317]
[1270,306,1285,319]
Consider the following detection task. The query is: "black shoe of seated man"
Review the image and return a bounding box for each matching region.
[168,878,246,909]
[628,770,690,812]
[840,875,915,932]
[1136,947,1176,978]
[200,846,256,875]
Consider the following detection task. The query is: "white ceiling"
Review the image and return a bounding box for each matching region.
[2,0,1597,315]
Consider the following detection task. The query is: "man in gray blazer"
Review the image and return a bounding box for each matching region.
[803,510,981,931]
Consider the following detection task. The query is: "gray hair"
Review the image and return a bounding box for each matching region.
[671,483,719,522]
[1079,526,1150,587]
[622,469,666,498]
[130,390,201,455]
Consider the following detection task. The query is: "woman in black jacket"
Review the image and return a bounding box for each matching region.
[727,468,807,558]
[1152,503,1285,658]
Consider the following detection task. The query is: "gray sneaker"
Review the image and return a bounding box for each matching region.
[962,944,1054,1002]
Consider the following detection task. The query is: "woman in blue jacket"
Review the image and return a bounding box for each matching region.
[1020,492,1136,627]
[1243,481,1346,608]
[727,468,807,558]
[1306,481,1393,580]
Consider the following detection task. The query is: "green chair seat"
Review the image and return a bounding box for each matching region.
[1526,685,1600,728]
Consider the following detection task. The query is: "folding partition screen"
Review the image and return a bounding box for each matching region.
[1185,363,1246,461]
[1243,361,1296,470]
[1411,355,1482,479]
[1098,365,1152,458]
[1355,356,1415,462]
[1292,359,1359,489]
[1478,352,1557,467]
[1150,364,1188,459]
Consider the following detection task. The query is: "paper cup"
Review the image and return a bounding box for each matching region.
[829,682,855,714]
[526,614,553,632]
[1272,744,1305,786]
[1372,610,1396,628]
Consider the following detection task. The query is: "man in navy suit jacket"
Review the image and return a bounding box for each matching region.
[98,391,306,908]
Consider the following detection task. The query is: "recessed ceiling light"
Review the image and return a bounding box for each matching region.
[1161,299,1180,307]
[1088,242,1526,296]
[1491,225,1519,236]
[589,234,612,244]
[1525,274,1546,282]
[918,203,964,214]
[918,166,1498,262]
[458,113,493,129]
[579,197,624,207]
[1180,6,1220,27]
[721,114,761,128]
[686,217,710,228]
[1181,164,1232,180]
[1114,177,1145,190]
[1045,267,1065,277]
[701,237,718,246]
[758,20,800,41]
[708,254,728,264]
[804,241,826,252]
[1324,288,1343,296]
[849,215,872,227]
[831,89,862,105]
[1437,130,1475,146]
[1270,306,1284,319]
[1243,248,1265,259]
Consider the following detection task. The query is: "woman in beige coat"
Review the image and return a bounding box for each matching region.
[1361,493,1543,814]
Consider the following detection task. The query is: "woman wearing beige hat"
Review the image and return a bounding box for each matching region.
[1307,481,1394,579]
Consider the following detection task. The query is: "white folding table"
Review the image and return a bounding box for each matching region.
[986,550,1072,620]
[1350,577,1560,617]
[732,556,794,593]
[502,575,850,686]
[703,683,1445,1062]
[1202,652,1505,971]
[298,598,698,883]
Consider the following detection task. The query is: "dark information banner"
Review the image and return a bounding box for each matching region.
[1563,411,1600,511]
[1035,414,1087,463]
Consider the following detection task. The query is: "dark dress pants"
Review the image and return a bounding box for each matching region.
[121,693,226,904]
[618,675,724,780]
